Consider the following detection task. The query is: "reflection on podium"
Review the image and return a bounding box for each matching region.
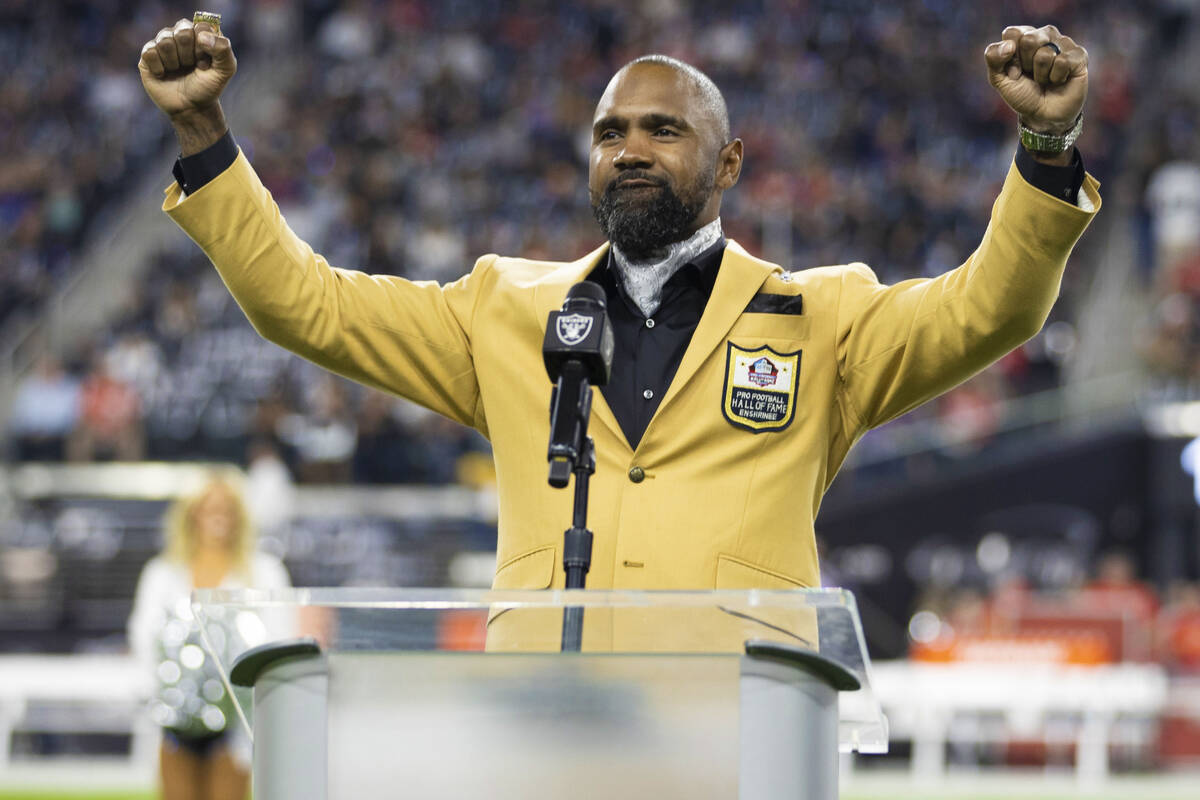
[485,599,819,654]
[194,587,887,800]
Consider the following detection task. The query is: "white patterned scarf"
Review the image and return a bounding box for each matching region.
[610,218,724,317]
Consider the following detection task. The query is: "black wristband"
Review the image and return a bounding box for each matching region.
[172,129,238,195]
[1014,145,1085,205]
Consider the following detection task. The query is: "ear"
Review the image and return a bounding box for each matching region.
[715,138,743,191]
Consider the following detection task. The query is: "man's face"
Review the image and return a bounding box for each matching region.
[589,64,723,259]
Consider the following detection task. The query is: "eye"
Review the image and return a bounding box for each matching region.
[598,129,621,141]
[654,128,679,137]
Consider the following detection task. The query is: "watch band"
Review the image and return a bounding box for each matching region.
[1019,113,1083,156]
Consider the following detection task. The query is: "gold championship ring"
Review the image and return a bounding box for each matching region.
[192,11,221,35]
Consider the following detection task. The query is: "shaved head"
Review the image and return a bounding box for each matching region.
[619,55,731,143]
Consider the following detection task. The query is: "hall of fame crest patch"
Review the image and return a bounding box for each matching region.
[722,343,800,432]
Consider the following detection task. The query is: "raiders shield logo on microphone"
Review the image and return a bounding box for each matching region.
[556,313,594,345]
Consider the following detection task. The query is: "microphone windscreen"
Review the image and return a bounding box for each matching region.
[564,280,606,306]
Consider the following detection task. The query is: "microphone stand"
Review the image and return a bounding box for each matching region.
[548,361,596,652]
[560,435,595,652]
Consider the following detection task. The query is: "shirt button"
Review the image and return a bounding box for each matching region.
[628,466,645,483]
[642,388,654,400]
[645,318,656,329]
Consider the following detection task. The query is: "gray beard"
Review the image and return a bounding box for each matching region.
[611,219,723,317]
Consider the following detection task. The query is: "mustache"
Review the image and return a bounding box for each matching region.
[607,170,667,192]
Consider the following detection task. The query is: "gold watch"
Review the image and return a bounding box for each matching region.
[1019,113,1083,156]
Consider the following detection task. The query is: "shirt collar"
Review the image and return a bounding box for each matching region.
[609,218,725,317]
[598,233,725,318]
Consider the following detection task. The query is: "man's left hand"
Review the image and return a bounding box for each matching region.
[985,25,1088,163]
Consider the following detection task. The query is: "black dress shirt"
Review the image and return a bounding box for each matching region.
[590,241,725,448]
[174,134,1086,448]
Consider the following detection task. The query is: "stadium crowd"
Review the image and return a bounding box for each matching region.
[0,1,207,338]
[1140,103,1200,389]
[4,0,1172,481]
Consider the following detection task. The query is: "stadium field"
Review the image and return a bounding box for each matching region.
[5,774,1200,800]
[4,765,1200,800]
[842,771,1200,800]
[0,795,152,800]
[0,792,1194,799]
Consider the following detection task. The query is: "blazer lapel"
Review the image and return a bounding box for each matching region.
[532,243,630,450]
[650,240,777,423]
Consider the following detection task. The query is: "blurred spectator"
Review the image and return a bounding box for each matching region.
[105,331,164,399]
[67,351,145,462]
[7,354,79,460]
[352,390,420,483]
[1145,160,1200,275]
[246,0,301,54]
[128,472,290,800]
[1138,97,1200,387]
[417,413,491,485]
[1159,582,1200,672]
[315,0,376,60]
[934,367,1009,457]
[945,587,990,638]
[1142,291,1200,381]
[1077,551,1160,622]
[275,376,357,483]
[244,438,296,537]
[989,572,1034,621]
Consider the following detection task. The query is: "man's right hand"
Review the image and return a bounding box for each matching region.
[138,18,237,155]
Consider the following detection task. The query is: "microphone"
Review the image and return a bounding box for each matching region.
[543,281,614,487]
[543,281,613,385]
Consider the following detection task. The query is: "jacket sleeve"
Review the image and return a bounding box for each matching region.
[163,150,490,432]
[834,160,1101,432]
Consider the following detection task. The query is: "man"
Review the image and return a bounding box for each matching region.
[139,18,1099,603]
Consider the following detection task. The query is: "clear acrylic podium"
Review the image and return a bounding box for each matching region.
[191,587,887,799]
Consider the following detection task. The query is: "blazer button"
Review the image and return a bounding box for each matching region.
[628,466,646,483]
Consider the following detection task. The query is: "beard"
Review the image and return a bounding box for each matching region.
[590,168,715,260]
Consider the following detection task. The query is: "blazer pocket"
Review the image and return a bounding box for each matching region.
[715,554,818,647]
[728,314,812,341]
[745,292,804,315]
[715,553,811,590]
[488,544,556,627]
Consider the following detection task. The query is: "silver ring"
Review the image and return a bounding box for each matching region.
[1039,41,1061,56]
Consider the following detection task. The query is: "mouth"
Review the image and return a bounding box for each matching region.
[610,174,665,192]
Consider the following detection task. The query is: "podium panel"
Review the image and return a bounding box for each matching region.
[331,653,739,799]
[194,588,886,799]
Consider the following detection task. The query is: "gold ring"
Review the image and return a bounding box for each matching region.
[192,11,222,36]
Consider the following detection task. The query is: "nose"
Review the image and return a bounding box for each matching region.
[614,131,653,170]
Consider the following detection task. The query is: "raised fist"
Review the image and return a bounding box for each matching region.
[138,18,236,120]
[985,25,1088,134]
